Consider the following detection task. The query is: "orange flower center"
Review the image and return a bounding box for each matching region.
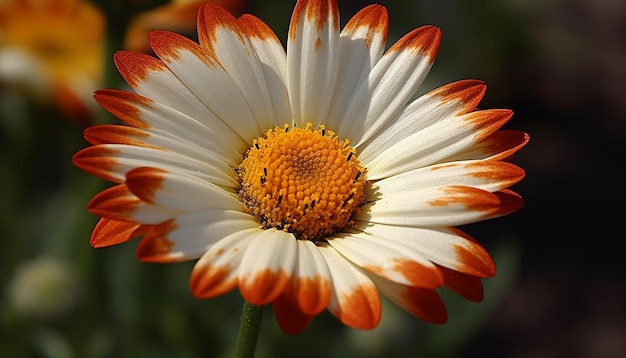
[237,123,367,242]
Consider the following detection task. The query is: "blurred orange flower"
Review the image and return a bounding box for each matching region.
[0,0,105,122]
[124,0,248,53]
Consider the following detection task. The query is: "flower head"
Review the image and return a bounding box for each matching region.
[74,0,528,334]
[0,0,104,122]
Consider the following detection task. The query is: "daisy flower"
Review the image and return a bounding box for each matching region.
[0,0,104,122]
[73,0,528,334]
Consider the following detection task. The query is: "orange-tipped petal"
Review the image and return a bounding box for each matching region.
[90,218,148,248]
[319,245,381,329]
[371,274,447,324]
[273,294,314,335]
[438,265,485,302]
[238,230,296,305]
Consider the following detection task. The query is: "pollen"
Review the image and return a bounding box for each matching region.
[237,123,367,242]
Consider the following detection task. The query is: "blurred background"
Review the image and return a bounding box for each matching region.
[1,0,624,357]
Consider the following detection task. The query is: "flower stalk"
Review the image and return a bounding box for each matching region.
[235,302,265,358]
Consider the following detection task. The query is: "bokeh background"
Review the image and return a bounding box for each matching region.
[1,0,624,357]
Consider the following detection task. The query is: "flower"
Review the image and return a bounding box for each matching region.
[73,0,528,334]
[0,0,104,122]
[124,0,248,54]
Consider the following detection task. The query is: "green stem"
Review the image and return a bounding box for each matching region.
[235,302,265,358]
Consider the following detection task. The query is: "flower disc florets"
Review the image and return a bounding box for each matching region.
[237,123,367,242]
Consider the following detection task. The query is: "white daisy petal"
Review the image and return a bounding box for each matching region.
[73,144,236,187]
[360,185,501,227]
[84,124,240,174]
[328,232,443,288]
[94,89,246,165]
[238,229,297,305]
[237,14,292,124]
[113,51,246,145]
[197,5,277,130]
[87,184,181,225]
[358,223,495,278]
[124,167,243,212]
[148,30,261,142]
[287,0,340,128]
[440,130,530,163]
[286,240,332,315]
[357,80,486,163]
[369,274,447,324]
[338,25,441,146]
[325,4,388,131]
[136,209,258,262]
[364,109,514,179]
[372,160,525,194]
[191,228,260,299]
[317,244,381,329]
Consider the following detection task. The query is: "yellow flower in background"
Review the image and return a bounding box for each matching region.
[0,0,104,122]
[74,0,528,334]
[124,0,248,53]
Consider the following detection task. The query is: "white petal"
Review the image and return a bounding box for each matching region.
[94,89,246,165]
[238,229,297,305]
[126,202,180,224]
[357,223,495,277]
[369,274,447,324]
[149,30,262,142]
[113,52,246,146]
[238,14,292,124]
[86,184,181,225]
[287,240,332,315]
[317,244,381,329]
[294,240,331,281]
[359,185,500,226]
[125,167,243,212]
[85,124,240,173]
[198,5,277,131]
[438,130,529,163]
[137,209,259,262]
[372,160,525,194]
[364,110,513,179]
[338,26,440,146]
[328,233,443,288]
[325,4,388,131]
[191,228,260,298]
[357,80,485,165]
[287,0,340,128]
[77,144,236,187]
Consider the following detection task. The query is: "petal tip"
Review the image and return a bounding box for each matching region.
[435,80,487,114]
[135,220,183,263]
[90,218,145,248]
[239,269,291,305]
[333,283,381,329]
[389,25,441,61]
[289,0,340,40]
[190,263,237,299]
[125,167,168,204]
